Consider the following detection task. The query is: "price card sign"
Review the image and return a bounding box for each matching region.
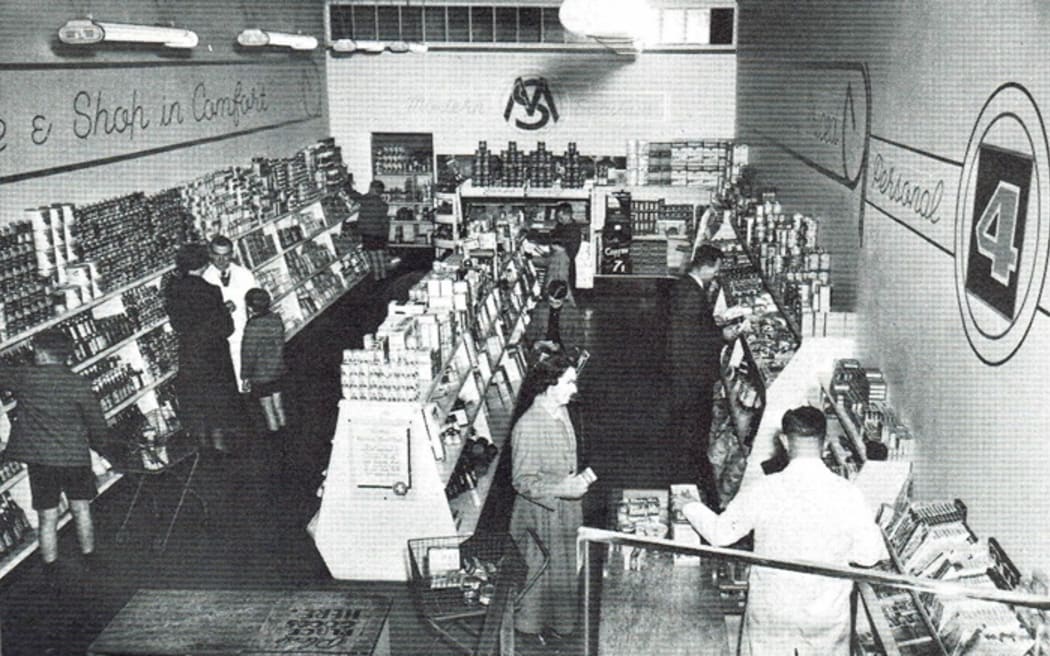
[352,423,411,492]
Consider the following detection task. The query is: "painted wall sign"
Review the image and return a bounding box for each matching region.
[750,62,870,189]
[954,83,1050,365]
[863,135,960,254]
[504,76,559,131]
[0,61,324,183]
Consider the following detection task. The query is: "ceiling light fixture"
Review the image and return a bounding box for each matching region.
[58,18,198,49]
[237,29,318,51]
[329,39,426,54]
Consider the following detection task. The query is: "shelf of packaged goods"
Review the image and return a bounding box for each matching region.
[820,384,867,466]
[386,200,432,208]
[631,234,672,242]
[252,218,346,274]
[228,196,339,245]
[70,317,171,375]
[285,270,369,343]
[0,467,28,494]
[459,181,592,200]
[727,222,802,342]
[0,469,122,580]
[856,583,906,656]
[103,370,176,421]
[274,263,340,309]
[880,528,950,656]
[0,265,175,355]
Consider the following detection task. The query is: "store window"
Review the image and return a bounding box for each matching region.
[328,2,734,48]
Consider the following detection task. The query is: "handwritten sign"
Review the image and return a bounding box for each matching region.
[0,61,324,182]
[352,423,410,490]
[864,137,960,253]
[748,62,870,189]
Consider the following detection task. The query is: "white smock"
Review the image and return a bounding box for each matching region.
[203,261,258,386]
[683,458,887,656]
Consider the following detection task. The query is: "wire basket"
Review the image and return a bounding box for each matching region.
[408,532,529,623]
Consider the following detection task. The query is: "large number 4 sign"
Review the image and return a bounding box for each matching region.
[974,181,1021,286]
[964,145,1032,320]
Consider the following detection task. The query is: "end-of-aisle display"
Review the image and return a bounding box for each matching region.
[311,240,541,581]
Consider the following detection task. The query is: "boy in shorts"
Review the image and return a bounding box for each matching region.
[0,328,109,589]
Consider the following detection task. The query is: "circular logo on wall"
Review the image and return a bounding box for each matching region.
[955,83,1050,365]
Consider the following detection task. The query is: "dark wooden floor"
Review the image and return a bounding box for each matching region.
[0,273,682,656]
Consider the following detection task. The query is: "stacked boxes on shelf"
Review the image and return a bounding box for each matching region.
[670,141,728,188]
[0,221,50,339]
[626,139,732,189]
[470,140,586,189]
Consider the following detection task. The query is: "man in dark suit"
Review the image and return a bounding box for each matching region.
[668,244,730,505]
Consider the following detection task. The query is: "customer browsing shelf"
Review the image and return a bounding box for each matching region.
[0,329,111,592]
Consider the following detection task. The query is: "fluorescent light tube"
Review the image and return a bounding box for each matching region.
[238,29,318,51]
[58,18,198,48]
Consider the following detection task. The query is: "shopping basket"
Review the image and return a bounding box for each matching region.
[408,529,548,655]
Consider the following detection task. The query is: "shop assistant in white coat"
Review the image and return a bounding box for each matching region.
[202,235,259,387]
[683,406,887,655]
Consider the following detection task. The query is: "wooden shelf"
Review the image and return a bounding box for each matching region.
[374,171,432,179]
[104,370,176,420]
[71,317,170,374]
[0,265,174,354]
[459,181,592,200]
[253,219,344,273]
[285,269,368,342]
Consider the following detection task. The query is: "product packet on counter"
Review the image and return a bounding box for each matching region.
[670,484,703,523]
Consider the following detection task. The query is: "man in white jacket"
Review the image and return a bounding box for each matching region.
[683,405,887,655]
[202,235,258,389]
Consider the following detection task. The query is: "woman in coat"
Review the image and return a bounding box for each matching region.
[509,353,592,645]
[164,243,240,452]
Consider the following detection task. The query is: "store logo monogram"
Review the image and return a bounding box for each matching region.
[954,83,1050,366]
[504,77,558,131]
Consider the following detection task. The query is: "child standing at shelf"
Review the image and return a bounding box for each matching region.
[241,288,288,433]
[0,328,110,591]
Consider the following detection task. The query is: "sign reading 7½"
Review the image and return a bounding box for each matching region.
[504,77,559,131]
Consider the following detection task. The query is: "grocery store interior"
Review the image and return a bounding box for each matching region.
[2,1,1050,655]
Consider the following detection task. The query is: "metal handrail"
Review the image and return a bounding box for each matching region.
[579,526,1050,655]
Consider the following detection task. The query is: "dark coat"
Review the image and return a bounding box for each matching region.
[164,275,240,433]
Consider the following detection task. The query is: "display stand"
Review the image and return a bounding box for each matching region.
[312,253,537,581]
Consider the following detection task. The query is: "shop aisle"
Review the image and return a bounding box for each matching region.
[0,272,690,656]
